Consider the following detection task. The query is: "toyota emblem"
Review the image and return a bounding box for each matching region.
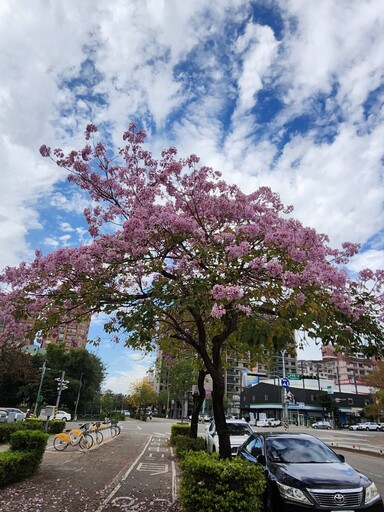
[333,493,345,505]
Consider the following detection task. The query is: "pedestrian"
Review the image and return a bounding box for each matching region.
[25,409,32,419]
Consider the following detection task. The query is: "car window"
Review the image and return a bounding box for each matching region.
[266,437,341,463]
[227,423,253,435]
[244,437,263,458]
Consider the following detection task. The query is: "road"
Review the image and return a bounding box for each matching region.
[0,418,383,511]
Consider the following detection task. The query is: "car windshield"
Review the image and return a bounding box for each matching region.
[228,423,253,435]
[266,437,341,464]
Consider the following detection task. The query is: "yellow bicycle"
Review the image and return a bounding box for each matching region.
[53,423,93,451]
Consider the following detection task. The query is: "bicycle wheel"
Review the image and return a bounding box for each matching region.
[110,426,116,438]
[53,436,69,451]
[95,431,103,445]
[114,425,121,435]
[79,433,93,450]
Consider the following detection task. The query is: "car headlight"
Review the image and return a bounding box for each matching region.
[277,482,312,505]
[365,482,380,504]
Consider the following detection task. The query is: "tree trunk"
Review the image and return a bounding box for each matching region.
[211,365,232,459]
[190,369,207,438]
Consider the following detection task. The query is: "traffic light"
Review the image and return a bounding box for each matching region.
[300,374,320,380]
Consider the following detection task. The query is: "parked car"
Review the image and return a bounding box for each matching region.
[205,419,253,456]
[0,409,9,423]
[54,410,71,421]
[38,409,71,421]
[0,408,25,422]
[256,418,281,427]
[349,423,362,431]
[378,423,384,432]
[311,420,332,430]
[237,432,384,511]
[357,422,381,431]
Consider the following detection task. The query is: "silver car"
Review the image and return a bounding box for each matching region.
[357,421,380,431]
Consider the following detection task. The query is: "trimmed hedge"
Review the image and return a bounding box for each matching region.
[173,434,205,460]
[10,430,49,459]
[0,430,49,488]
[170,423,191,446]
[0,419,64,443]
[179,451,266,512]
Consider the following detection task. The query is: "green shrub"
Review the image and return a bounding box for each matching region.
[108,412,125,421]
[174,434,205,459]
[23,418,45,431]
[47,420,65,434]
[0,430,49,489]
[0,451,40,488]
[0,423,22,443]
[10,430,49,459]
[170,423,191,446]
[179,451,266,512]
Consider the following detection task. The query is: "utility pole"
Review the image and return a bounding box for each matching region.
[73,373,83,421]
[55,371,69,409]
[33,360,48,416]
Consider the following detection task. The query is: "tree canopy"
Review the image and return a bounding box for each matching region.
[0,124,383,456]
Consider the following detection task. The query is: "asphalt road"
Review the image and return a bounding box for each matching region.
[0,418,383,511]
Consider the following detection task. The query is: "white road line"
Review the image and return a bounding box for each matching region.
[95,436,153,512]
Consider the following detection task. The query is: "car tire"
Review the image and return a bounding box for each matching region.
[62,417,67,422]
[366,427,369,431]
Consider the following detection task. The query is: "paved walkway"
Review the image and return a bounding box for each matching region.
[0,427,180,512]
[0,421,383,511]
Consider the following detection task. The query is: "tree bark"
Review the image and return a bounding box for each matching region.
[190,369,207,438]
[211,364,232,459]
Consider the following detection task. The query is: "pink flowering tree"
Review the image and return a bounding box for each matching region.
[1,123,384,458]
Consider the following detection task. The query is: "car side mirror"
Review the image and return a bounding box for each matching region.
[337,453,345,462]
[256,454,266,465]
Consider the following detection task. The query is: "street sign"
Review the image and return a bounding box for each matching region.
[287,373,301,380]
[281,377,290,388]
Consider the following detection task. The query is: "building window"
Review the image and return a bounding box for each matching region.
[348,398,354,405]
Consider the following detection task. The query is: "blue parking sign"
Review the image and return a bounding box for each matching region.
[281,377,290,388]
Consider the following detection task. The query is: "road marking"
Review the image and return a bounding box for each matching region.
[95,437,152,512]
[136,462,169,475]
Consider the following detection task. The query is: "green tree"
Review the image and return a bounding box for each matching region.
[1,126,383,458]
[129,378,158,413]
[0,346,38,406]
[35,344,106,413]
[362,362,384,421]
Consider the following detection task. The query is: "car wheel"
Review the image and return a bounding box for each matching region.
[366,427,370,431]
[62,417,67,421]
[327,427,331,429]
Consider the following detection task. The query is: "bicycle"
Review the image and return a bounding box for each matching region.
[53,423,93,451]
[89,421,104,445]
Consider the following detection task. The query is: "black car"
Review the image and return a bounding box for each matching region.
[237,432,384,512]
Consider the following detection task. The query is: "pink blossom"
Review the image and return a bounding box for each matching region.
[211,285,244,301]
[211,303,226,318]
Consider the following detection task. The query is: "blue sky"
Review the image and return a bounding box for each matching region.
[1,1,383,393]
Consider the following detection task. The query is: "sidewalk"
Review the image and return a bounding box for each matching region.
[1,421,383,511]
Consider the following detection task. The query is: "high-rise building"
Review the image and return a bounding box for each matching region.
[40,317,91,350]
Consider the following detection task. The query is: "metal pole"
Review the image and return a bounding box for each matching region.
[33,360,46,416]
[281,350,289,431]
[55,371,65,409]
[73,373,83,421]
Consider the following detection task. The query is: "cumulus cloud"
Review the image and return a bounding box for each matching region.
[1,0,383,391]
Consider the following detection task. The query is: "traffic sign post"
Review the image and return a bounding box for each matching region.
[281,377,290,388]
